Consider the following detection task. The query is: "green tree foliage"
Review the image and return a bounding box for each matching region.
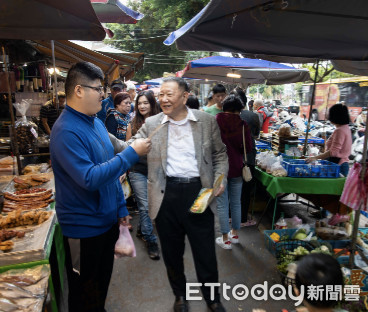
[248,84,284,100]
[105,0,210,82]
[301,61,355,83]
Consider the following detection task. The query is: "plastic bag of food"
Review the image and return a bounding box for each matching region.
[266,154,277,173]
[114,224,136,258]
[13,100,39,154]
[190,174,224,213]
[278,124,291,137]
[270,161,287,177]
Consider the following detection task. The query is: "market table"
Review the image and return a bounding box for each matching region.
[254,167,347,229]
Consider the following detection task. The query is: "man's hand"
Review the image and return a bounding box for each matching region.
[119,215,132,225]
[306,156,318,163]
[214,184,225,197]
[130,138,152,156]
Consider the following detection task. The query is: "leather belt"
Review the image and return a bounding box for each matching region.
[166,176,201,184]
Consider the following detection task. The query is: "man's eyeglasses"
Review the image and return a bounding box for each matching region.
[80,85,104,94]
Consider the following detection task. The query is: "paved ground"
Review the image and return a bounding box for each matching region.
[59,192,368,312]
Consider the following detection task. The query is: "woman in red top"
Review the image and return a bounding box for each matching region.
[215,94,253,249]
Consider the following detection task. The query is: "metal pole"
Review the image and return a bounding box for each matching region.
[303,60,320,155]
[2,46,22,175]
[51,40,59,111]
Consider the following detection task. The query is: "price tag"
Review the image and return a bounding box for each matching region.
[30,127,38,138]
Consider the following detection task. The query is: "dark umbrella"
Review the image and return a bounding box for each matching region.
[164,0,368,61]
[0,0,105,40]
[91,0,144,23]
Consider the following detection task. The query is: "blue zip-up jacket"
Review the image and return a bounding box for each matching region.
[50,105,139,238]
[97,95,113,122]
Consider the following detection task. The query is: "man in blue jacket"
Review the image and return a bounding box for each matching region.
[96,79,127,122]
[50,62,151,312]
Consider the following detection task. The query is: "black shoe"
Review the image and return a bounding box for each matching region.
[173,296,188,312]
[146,241,160,260]
[208,302,226,312]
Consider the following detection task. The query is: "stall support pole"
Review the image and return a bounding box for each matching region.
[303,60,320,155]
[349,114,368,267]
[2,46,22,175]
[51,40,59,111]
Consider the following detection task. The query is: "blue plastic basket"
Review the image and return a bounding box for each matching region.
[298,136,325,144]
[282,159,340,178]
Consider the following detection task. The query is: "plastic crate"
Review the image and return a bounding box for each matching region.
[282,159,340,178]
[298,136,325,144]
[256,140,271,151]
[280,153,302,160]
[264,229,298,256]
[264,228,358,256]
[276,240,315,287]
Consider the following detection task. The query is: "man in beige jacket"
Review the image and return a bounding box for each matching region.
[131,77,228,312]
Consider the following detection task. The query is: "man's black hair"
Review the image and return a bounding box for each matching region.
[65,62,104,98]
[222,94,243,113]
[162,77,189,92]
[212,84,226,95]
[295,253,344,309]
[231,87,247,108]
[186,95,200,109]
[328,103,351,125]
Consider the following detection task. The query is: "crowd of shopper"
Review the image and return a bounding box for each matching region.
[48,62,354,312]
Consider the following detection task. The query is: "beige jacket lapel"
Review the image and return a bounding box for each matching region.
[190,119,203,173]
[159,119,169,173]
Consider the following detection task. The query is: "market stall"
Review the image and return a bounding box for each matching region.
[254,167,346,228]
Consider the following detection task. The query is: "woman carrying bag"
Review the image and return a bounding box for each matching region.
[215,94,253,249]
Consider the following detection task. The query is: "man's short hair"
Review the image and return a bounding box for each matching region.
[212,84,226,95]
[186,95,200,109]
[162,77,189,92]
[57,91,66,98]
[65,62,104,98]
[126,82,136,91]
[253,99,263,109]
[111,79,127,90]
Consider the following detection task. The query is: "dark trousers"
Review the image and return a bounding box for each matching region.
[241,164,256,223]
[64,224,119,312]
[155,179,220,304]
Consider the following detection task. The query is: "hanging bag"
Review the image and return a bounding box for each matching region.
[242,124,253,182]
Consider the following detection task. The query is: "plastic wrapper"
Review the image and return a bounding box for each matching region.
[266,155,277,174]
[115,224,136,258]
[13,100,39,154]
[121,178,132,199]
[278,124,291,137]
[190,174,224,214]
[0,210,55,266]
[0,264,50,312]
[270,161,287,177]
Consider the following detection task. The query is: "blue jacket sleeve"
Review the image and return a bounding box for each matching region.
[52,130,139,191]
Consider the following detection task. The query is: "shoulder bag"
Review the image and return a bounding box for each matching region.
[242,124,253,182]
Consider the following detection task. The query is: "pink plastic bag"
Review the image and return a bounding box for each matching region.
[340,163,367,210]
[114,224,136,258]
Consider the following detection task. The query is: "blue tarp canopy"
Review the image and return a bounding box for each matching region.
[144,78,163,86]
[181,56,310,85]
